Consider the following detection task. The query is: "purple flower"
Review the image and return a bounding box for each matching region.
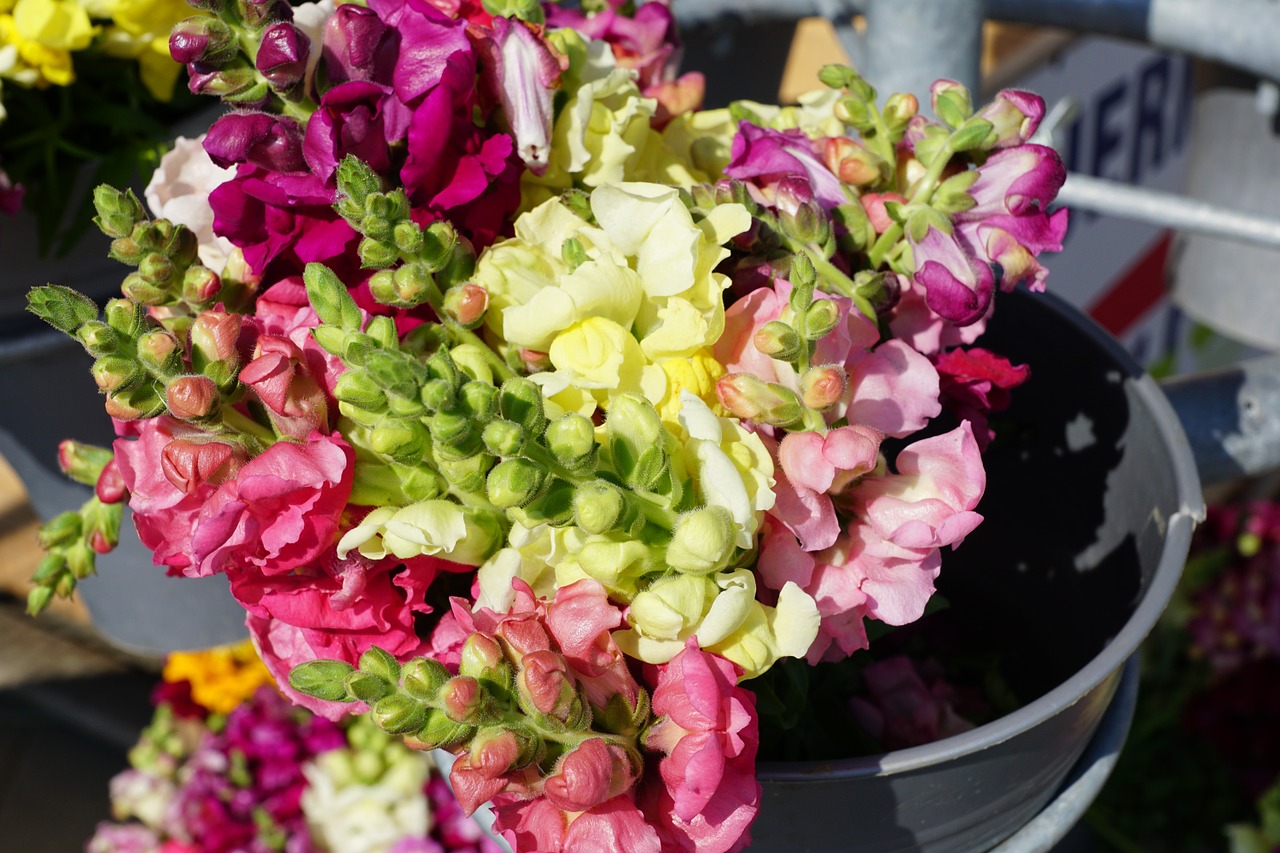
[204,113,308,173]
[303,80,411,183]
[909,225,996,326]
[725,122,847,210]
[256,22,310,93]
[365,0,472,104]
[321,3,395,86]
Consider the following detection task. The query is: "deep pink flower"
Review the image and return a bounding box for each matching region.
[321,3,396,86]
[253,278,354,402]
[847,656,976,749]
[933,347,1030,450]
[303,80,412,184]
[975,89,1046,149]
[886,273,987,356]
[239,335,331,439]
[909,225,996,326]
[491,792,661,853]
[640,640,760,853]
[725,122,847,210]
[204,112,308,173]
[189,432,353,577]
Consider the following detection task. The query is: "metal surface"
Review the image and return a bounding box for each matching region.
[986,0,1151,38]
[863,0,984,104]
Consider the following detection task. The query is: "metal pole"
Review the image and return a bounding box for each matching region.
[985,0,1152,39]
[862,0,984,106]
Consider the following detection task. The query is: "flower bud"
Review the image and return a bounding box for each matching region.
[883,92,919,133]
[605,394,665,488]
[716,373,782,421]
[545,414,595,468]
[256,22,309,93]
[83,501,122,554]
[443,283,489,329]
[38,512,82,550]
[753,320,801,360]
[96,459,127,504]
[103,391,158,421]
[137,330,183,378]
[189,65,261,101]
[92,186,146,240]
[104,298,146,337]
[335,371,387,411]
[666,505,735,575]
[55,573,77,598]
[398,657,450,702]
[931,79,974,128]
[803,298,841,340]
[573,480,625,535]
[975,89,1045,148]
[482,419,525,457]
[419,378,453,413]
[407,709,475,751]
[345,670,394,704]
[543,738,637,813]
[835,95,872,128]
[75,321,120,357]
[854,270,901,313]
[289,660,356,703]
[183,266,222,305]
[66,541,96,580]
[371,693,428,735]
[429,411,481,458]
[165,375,220,420]
[27,585,54,616]
[161,439,244,493]
[190,310,242,367]
[122,273,166,305]
[169,16,236,66]
[27,285,99,335]
[459,380,499,421]
[92,356,142,393]
[498,377,546,435]
[435,451,496,493]
[516,650,587,729]
[824,137,888,186]
[57,440,113,487]
[800,364,848,411]
[359,645,402,684]
[370,420,429,462]
[486,457,545,508]
[393,219,424,256]
[441,675,491,724]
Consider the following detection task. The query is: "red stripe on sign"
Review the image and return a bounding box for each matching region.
[1086,233,1173,336]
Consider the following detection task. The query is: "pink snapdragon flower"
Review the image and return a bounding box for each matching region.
[239,336,331,439]
[769,426,883,552]
[909,225,996,327]
[847,656,976,750]
[190,432,353,578]
[716,279,941,439]
[725,123,847,210]
[640,640,760,853]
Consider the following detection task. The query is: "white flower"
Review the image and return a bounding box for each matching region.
[145,136,236,273]
[302,748,433,853]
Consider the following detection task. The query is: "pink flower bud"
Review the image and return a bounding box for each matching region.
[96,459,127,504]
[90,529,115,555]
[136,329,181,365]
[975,89,1045,148]
[520,349,551,371]
[190,310,242,365]
[443,283,489,328]
[239,335,329,438]
[716,374,802,425]
[824,138,883,186]
[460,632,506,678]
[543,738,638,813]
[103,396,146,421]
[183,266,222,305]
[860,192,907,234]
[160,439,243,493]
[517,650,583,725]
[800,364,848,410]
[441,675,485,723]
[450,728,524,815]
[165,375,220,420]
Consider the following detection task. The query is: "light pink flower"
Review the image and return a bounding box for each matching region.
[190,432,353,577]
[641,640,760,853]
[769,426,882,552]
[854,421,985,551]
[491,793,661,853]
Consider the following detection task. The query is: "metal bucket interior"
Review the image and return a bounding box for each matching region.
[751,289,1203,852]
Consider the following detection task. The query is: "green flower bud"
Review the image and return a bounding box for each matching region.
[511,478,575,527]
[304,262,363,330]
[26,585,54,616]
[573,480,625,535]
[121,273,169,305]
[92,186,146,239]
[460,634,514,702]
[852,270,900,314]
[91,356,143,394]
[606,394,665,488]
[371,420,429,463]
[545,413,596,468]
[420,378,455,413]
[459,380,499,420]
[55,573,77,599]
[420,221,458,270]
[183,265,222,306]
[137,330,184,378]
[289,660,356,703]
[949,117,996,153]
[359,646,402,684]
[406,709,475,751]
[346,671,394,704]
[387,263,436,308]
[482,419,525,457]
[435,451,496,493]
[803,299,841,341]
[75,321,120,357]
[429,411,481,458]
[753,320,801,360]
[65,541,97,580]
[361,239,400,271]
[835,95,872,129]
[27,285,99,335]
[561,236,588,271]
[442,283,488,329]
[335,156,382,223]
[393,219,424,257]
[371,693,429,735]
[32,553,66,584]
[401,657,451,702]
[932,79,974,129]
[666,505,735,574]
[335,371,388,411]
[883,92,920,134]
[498,378,546,435]
[38,512,82,550]
[486,457,545,508]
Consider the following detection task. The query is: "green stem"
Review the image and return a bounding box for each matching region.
[865,139,957,269]
[801,246,877,322]
[221,406,277,445]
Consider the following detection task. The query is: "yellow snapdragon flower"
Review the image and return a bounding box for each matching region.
[97,0,193,100]
[162,640,276,715]
[0,0,93,87]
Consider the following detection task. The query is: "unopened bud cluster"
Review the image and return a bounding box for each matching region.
[291,636,648,815]
[170,0,311,110]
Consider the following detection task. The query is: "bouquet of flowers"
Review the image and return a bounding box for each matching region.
[0,0,208,252]
[88,641,504,853]
[28,0,1067,849]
